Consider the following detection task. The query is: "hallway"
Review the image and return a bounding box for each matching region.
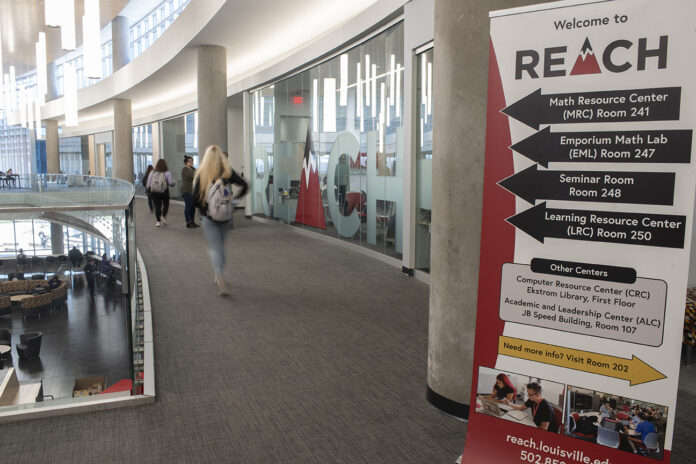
[0,199,464,462]
[1,198,696,462]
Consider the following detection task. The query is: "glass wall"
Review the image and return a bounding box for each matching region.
[250,22,405,258]
[59,136,85,175]
[133,124,154,193]
[160,112,198,198]
[0,117,34,178]
[0,219,110,258]
[415,48,433,272]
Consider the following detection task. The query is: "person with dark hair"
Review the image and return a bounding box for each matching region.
[181,155,199,228]
[68,245,83,268]
[481,373,516,403]
[627,412,656,446]
[83,259,97,296]
[503,382,558,432]
[142,164,154,213]
[147,159,175,227]
[47,274,62,290]
[600,399,614,418]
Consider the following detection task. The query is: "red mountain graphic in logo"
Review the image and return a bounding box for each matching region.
[295,126,326,229]
[570,38,602,75]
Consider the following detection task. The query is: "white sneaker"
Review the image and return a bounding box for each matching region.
[155,222,161,227]
[161,216,168,225]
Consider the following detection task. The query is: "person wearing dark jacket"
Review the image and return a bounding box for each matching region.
[192,145,248,296]
[147,159,176,227]
[142,165,154,213]
[68,246,83,268]
[181,156,199,228]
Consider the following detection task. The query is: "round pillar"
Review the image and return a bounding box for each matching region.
[112,99,134,182]
[112,16,131,72]
[428,0,539,418]
[45,119,60,174]
[197,45,227,157]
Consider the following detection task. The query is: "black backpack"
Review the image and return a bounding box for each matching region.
[576,415,597,435]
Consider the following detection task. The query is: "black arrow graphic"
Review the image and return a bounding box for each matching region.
[502,87,681,129]
[511,127,692,167]
[506,202,685,248]
[498,164,675,205]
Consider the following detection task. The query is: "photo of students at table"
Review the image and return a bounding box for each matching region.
[474,367,564,433]
[565,386,666,460]
[503,382,559,432]
[481,373,516,403]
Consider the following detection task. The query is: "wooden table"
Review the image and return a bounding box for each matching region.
[10,294,33,303]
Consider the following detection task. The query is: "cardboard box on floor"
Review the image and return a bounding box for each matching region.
[73,376,105,397]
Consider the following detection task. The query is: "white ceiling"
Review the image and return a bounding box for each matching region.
[0,0,133,75]
[2,0,387,131]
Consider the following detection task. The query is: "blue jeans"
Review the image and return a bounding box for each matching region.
[201,216,230,274]
[182,192,195,224]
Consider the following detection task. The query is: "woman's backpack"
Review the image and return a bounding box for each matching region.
[150,171,168,193]
[206,178,235,222]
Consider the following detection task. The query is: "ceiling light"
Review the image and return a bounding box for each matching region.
[365,55,370,105]
[340,54,348,106]
[0,26,4,97]
[63,62,78,126]
[371,64,376,119]
[322,78,336,133]
[396,64,401,118]
[60,0,76,51]
[427,62,432,118]
[83,0,102,79]
[389,54,395,104]
[45,0,61,27]
[379,82,385,125]
[356,62,363,132]
[28,100,34,131]
[35,100,42,139]
[312,79,318,132]
[36,33,47,106]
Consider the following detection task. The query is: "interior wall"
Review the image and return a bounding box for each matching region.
[226,105,244,172]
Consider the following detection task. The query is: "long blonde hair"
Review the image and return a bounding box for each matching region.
[194,145,232,204]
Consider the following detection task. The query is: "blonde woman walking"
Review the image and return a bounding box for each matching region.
[193,145,248,295]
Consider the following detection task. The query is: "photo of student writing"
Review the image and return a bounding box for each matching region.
[480,373,516,404]
[502,382,559,432]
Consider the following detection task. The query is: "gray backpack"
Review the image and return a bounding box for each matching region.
[150,171,167,193]
[206,178,234,222]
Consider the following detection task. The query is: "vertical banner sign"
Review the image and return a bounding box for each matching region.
[462,1,696,463]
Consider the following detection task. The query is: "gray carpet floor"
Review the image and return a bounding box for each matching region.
[1,198,695,462]
[0,199,464,463]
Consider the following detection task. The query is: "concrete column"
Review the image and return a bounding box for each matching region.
[45,119,60,174]
[113,99,133,182]
[112,16,131,72]
[197,45,227,157]
[46,62,59,101]
[51,223,64,255]
[428,0,539,418]
[45,28,61,100]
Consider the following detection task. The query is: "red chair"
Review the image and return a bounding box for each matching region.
[552,407,563,433]
[345,191,366,219]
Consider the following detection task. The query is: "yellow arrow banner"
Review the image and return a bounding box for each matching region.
[498,336,666,386]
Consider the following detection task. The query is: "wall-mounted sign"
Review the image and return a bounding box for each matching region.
[462,1,696,462]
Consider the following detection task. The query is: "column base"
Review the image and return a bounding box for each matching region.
[426,384,470,420]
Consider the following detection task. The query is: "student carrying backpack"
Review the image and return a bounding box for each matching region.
[146,159,176,227]
[192,145,248,296]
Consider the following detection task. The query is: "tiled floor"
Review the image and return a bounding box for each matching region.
[0,271,131,399]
